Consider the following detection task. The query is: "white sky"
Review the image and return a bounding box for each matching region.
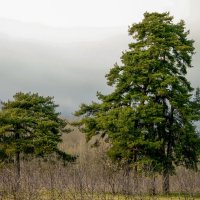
[0,0,190,27]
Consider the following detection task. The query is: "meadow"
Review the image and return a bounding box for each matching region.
[0,127,199,200]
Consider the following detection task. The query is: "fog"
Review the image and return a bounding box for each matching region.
[0,20,131,116]
[0,0,200,116]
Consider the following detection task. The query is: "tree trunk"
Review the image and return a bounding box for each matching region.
[162,103,173,195]
[162,169,169,194]
[16,151,20,184]
[133,153,138,194]
[122,164,131,195]
[15,131,21,191]
[13,151,21,200]
[150,175,156,195]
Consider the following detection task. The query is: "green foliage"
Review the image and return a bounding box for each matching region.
[0,92,74,162]
[75,11,200,177]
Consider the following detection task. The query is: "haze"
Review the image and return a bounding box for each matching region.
[0,0,199,116]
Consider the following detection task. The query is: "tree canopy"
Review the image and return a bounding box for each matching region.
[75,12,200,193]
[0,92,74,178]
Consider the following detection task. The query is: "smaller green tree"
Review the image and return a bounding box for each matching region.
[0,92,74,182]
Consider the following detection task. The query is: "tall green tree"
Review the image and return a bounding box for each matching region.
[75,12,200,194]
[0,92,74,183]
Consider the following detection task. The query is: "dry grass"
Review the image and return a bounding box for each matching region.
[0,125,200,199]
[1,192,200,200]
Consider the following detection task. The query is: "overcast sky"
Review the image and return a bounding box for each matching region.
[0,0,199,116]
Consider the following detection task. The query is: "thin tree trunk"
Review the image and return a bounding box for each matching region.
[162,169,169,194]
[162,101,173,195]
[163,141,171,194]
[15,131,21,191]
[14,151,21,200]
[150,175,156,195]
[124,166,131,195]
[16,151,20,185]
[133,153,138,194]
[15,152,21,193]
